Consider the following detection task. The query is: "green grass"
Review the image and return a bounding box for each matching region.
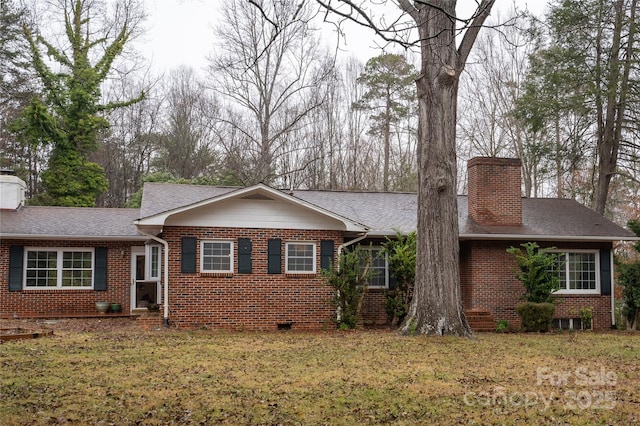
[1,329,639,425]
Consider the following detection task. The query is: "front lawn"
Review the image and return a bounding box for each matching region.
[0,324,638,425]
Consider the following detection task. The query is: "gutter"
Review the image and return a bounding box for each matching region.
[337,232,369,268]
[137,229,170,328]
[459,234,640,242]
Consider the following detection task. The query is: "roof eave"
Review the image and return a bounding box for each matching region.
[0,233,148,241]
[459,233,639,242]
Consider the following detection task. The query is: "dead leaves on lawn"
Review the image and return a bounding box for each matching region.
[0,322,638,425]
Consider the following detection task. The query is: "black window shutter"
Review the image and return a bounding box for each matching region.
[94,247,108,291]
[238,238,252,274]
[268,238,282,274]
[181,237,197,273]
[8,245,24,292]
[388,265,398,290]
[600,248,612,295]
[320,240,334,270]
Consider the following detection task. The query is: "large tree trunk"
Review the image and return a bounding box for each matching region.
[397,0,490,337]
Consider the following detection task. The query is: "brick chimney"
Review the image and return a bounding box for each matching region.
[0,169,26,210]
[467,157,522,226]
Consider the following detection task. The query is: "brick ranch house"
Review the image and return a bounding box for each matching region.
[0,157,636,331]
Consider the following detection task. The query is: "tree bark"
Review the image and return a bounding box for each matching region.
[398,0,494,336]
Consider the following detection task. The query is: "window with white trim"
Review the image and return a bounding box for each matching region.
[24,248,94,288]
[363,247,388,288]
[201,240,233,273]
[285,242,316,273]
[552,250,599,293]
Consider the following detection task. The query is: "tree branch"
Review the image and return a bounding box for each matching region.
[457,0,497,69]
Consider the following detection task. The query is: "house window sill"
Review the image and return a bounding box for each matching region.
[285,273,317,278]
[200,272,234,278]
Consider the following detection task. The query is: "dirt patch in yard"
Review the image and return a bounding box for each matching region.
[0,317,152,335]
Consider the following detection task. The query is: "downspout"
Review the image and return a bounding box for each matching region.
[138,229,170,328]
[337,232,369,267]
[610,251,616,329]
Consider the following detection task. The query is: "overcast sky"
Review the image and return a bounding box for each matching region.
[141,0,549,76]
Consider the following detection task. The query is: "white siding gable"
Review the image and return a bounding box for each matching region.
[165,197,347,230]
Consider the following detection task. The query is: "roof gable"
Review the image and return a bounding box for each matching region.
[137,183,368,232]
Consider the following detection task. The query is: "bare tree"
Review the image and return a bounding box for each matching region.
[153,66,220,179]
[209,0,334,185]
[98,73,163,207]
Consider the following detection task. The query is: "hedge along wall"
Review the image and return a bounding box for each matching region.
[0,239,137,318]
[161,227,344,330]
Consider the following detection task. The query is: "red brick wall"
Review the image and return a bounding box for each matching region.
[361,288,388,326]
[161,227,342,330]
[461,239,614,330]
[0,239,136,318]
[468,157,522,226]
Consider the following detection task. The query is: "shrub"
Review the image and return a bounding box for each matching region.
[322,245,374,329]
[507,242,561,332]
[516,303,555,332]
[381,231,416,325]
[579,306,593,330]
[618,261,640,331]
[495,320,509,333]
[507,242,560,303]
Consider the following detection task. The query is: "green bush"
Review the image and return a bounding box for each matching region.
[507,242,560,303]
[516,303,555,332]
[617,219,640,331]
[618,261,640,330]
[495,320,509,333]
[382,231,416,325]
[322,245,374,329]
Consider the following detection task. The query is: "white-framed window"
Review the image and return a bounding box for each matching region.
[285,242,316,273]
[24,248,94,289]
[552,250,599,294]
[362,247,388,288]
[201,240,234,273]
[146,244,161,280]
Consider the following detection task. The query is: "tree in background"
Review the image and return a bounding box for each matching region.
[153,66,220,180]
[356,53,417,191]
[97,73,163,207]
[0,0,42,193]
[516,0,639,215]
[210,0,334,186]
[457,8,556,198]
[15,0,144,206]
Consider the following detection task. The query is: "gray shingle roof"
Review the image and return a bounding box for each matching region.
[139,183,236,218]
[457,197,635,240]
[2,183,633,241]
[0,207,144,239]
[139,183,635,240]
